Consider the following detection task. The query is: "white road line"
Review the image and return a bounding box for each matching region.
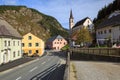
[42,61,46,65]
[16,76,22,80]
[29,66,38,72]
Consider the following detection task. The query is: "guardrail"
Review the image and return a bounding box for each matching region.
[64,51,70,80]
[71,48,120,57]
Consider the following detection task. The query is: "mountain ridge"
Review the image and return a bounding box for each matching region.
[0,5,68,41]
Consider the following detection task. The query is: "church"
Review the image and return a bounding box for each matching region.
[69,10,94,46]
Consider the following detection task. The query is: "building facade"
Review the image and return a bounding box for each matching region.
[46,35,67,50]
[96,11,120,46]
[0,18,22,65]
[22,33,44,56]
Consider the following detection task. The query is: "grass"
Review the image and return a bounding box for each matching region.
[72,63,77,79]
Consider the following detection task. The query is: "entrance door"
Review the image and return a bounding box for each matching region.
[3,53,7,63]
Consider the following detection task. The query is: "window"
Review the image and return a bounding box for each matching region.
[109,29,112,33]
[58,47,59,50]
[60,42,62,44]
[13,41,15,46]
[36,43,39,47]
[104,30,106,34]
[61,39,62,41]
[28,43,32,47]
[4,41,7,47]
[64,42,66,45]
[8,41,10,46]
[54,42,56,44]
[36,50,39,53]
[18,41,19,46]
[98,32,100,35]
[22,43,24,47]
[101,31,103,34]
[13,51,15,57]
[29,50,32,54]
[57,42,59,44]
[58,39,59,41]
[28,36,32,40]
[18,51,20,56]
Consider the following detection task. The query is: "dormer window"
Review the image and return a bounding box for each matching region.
[28,36,32,40]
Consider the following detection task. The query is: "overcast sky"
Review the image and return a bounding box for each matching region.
[0,0,114,29]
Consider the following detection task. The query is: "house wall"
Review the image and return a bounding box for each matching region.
[112,26,120,42]
[96,26,112,39]
[0,37,22,65]
[96,26,120,43]
[52,38,67,50]
[22,33,44,56]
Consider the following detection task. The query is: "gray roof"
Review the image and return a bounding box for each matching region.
[0,18,22,38]
[47,35,64,42]
[97,14,120,29]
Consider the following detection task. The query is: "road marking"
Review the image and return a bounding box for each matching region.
[16,76,22,80]
[42,61,46,65]
[29,66,38,72]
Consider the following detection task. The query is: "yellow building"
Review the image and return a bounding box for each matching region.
[22,33,44,56]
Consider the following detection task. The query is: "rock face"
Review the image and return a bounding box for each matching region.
[0,5,68,41]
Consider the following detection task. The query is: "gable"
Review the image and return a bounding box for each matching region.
[23,33,43,42]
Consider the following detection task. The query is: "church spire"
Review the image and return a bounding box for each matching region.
[69,10,74,30]
[70,10,73,19]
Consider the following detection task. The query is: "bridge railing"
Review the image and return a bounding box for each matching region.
[71,48,120,57]
[64,51,70,80]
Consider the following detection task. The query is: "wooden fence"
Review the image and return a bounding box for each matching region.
[71,48,120,57]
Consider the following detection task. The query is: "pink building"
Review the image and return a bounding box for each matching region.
[46,35,67,50]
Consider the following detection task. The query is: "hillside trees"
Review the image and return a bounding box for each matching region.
[93,0,120,26]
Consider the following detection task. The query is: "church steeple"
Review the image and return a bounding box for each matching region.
[70,10,74,19]
[69,10,74,30]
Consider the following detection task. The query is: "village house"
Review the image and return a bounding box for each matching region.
[0,18,22,65]
[22,33,44,56]
[46,35,67,50]
[69,10,94,46]
[96,10,120,47]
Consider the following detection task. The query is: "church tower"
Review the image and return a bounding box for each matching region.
[69,10,74,30]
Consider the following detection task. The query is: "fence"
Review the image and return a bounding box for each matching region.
[64,51,70,80]
[71,48,120,57]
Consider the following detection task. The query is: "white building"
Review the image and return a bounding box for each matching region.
[96,11,120,46]
[0,18,22,65]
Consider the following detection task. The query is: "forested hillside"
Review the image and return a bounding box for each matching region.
[93,0,120,28]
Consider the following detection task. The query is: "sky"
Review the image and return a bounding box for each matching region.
[0,0,114,29]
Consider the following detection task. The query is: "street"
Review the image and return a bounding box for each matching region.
[0,51,66,80]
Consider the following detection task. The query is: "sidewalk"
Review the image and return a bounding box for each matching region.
[0,57,36,72]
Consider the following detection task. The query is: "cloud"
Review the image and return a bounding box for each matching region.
[3,0,18,5]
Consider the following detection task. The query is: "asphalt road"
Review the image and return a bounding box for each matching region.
[0,50,66,80]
